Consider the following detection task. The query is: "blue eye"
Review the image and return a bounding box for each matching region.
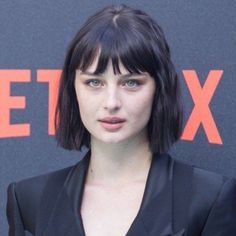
[124,80,141,88]
[86,79,102,87]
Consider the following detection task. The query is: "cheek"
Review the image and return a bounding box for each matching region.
[126,93,154,127]
[76,91,100,122]
[129,91,154,115]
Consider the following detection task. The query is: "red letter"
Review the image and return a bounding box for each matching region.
[181,70,223,144]
[37,70,61,135]
[0,70,31,138]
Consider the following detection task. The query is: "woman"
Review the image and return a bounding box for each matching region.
[7,4,236,236]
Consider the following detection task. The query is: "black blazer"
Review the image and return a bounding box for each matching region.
[7,150,236,236]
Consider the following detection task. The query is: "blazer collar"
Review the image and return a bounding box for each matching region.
[43,150,185,236]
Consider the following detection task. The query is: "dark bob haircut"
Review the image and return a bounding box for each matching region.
[55,4,183,154]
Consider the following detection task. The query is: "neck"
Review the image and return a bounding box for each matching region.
[86,130,153,187]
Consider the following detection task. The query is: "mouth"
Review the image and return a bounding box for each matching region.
[98,119,126,130]
[99,117,126,123]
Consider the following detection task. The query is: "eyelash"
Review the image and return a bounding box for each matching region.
[85,79,142,88]
[85,79,101,87]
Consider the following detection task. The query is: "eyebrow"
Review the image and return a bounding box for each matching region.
[80,71,148,79]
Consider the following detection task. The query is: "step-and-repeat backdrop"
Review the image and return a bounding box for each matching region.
[1,1,235,235]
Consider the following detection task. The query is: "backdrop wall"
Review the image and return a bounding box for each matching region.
[1,1,235,235]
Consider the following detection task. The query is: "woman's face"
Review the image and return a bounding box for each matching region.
[75,55,156,145]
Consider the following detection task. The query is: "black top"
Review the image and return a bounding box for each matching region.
[7,150,236,235]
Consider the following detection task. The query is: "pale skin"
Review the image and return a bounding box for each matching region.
[74,53,156,236]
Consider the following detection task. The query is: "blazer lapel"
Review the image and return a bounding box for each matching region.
[163,228,186,236]
[43,188,82,236]
[126,153,177,236]
[36,150,91,236]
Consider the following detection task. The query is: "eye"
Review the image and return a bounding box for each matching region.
[85,79,102,87]
[123,80,141,88]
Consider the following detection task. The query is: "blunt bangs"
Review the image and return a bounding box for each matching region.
[55,4,183,153]
[69,6,168,80]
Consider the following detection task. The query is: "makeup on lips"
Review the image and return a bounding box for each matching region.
[98,117,126,130]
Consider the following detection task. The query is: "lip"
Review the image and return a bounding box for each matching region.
[98,117,126,123]
[98,117,126,131]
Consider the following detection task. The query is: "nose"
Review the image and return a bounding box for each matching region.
[103,86,121,112]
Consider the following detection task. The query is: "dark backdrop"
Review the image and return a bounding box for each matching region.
[1,1,236,235]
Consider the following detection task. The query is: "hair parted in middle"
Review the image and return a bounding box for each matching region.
[55,4,183,154]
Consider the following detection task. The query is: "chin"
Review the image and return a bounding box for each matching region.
[100,137,126,144]
[96,132,135,144]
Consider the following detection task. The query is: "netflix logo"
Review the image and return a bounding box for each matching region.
[0,69,223,144]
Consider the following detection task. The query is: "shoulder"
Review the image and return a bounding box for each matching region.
[172,156,235,193]
[7,164,75,234]
[171,156,236,234]
[173,156,236,203]
[10,164,74,201]
[192,166,236,234]
[183,159,236,210]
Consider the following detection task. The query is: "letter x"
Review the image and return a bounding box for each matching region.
[181,70,223,144]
